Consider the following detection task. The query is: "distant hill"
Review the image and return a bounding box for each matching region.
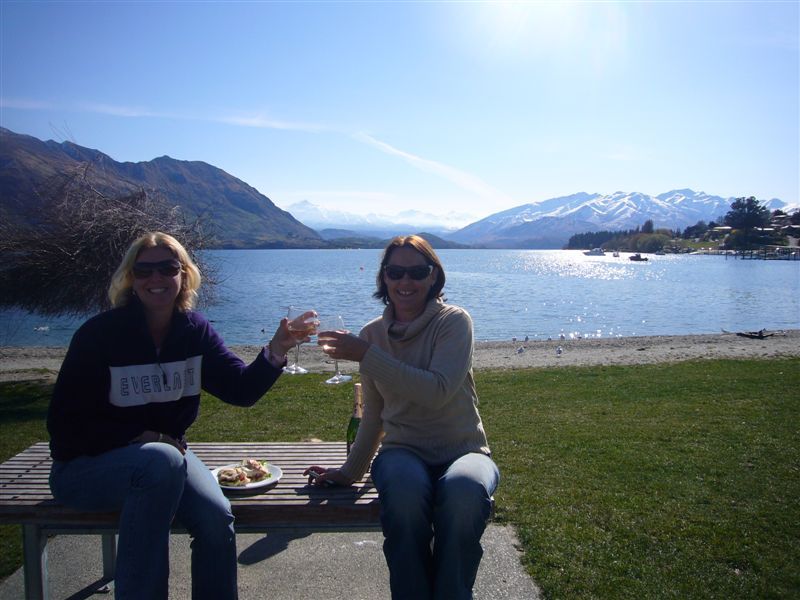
[448,190,795,248]
[323,231,471,250]
[0,127,322,248]
[409,233,470,249]
[289,199,469,239]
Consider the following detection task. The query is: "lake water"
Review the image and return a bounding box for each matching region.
[2,249,798,346]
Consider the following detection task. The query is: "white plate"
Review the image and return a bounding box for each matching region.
[211,462,283,494]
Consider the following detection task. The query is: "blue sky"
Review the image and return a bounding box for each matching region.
[2,1,798,225]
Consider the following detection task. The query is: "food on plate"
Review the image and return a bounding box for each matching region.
[241,458,269,480]
[217,467,249,486]
[216,459,272,487]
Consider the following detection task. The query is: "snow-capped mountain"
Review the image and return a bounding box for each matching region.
[448,189,794,248]
[285,200,474,239]
[286,190,794,247]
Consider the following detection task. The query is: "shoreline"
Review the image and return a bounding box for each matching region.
[2,330,798,383]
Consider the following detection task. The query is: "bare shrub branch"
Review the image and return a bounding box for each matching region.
[0,166,215,316]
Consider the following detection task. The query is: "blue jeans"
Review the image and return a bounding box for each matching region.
[371,448,500,600]
[50,443,237,600]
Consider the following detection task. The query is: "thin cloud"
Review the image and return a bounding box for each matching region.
[5,97,328,133]
[219,114,328,133]
[353,132,514,204]
[82,103,326,133]
[80,102,166,118]
[1,97,55,110]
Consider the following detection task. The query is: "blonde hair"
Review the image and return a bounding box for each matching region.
[108,232,201,311]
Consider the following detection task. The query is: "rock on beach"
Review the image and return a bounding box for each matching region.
[2,330,798,383]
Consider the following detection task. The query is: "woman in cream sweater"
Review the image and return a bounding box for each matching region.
[306,235,499,600]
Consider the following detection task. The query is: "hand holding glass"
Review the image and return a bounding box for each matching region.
[284,307,318,375]
[318,316,353,385]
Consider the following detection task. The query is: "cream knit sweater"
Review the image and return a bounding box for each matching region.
[340,299,491,482]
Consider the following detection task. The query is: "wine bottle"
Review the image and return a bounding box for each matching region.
[346,383,363,455]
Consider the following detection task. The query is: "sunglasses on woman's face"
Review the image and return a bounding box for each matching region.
[132,260,182,279]
[383,264,433,281]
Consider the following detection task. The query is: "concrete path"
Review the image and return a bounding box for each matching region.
[0,525,541,599]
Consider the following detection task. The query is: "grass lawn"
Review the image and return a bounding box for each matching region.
[1,358,798,598]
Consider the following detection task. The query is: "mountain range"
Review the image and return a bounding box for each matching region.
[447,190,793,248]
[0,127,321,248]
[292,190,794,248]
[1,127,794,249]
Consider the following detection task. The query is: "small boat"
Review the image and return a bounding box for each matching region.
[583,248,605,256]
[629,253,648,262]
[612,251,620,257]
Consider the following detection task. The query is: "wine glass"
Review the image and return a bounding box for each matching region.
[284,306,318,375]
[318,315,353,385]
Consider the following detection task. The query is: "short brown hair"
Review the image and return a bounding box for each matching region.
[373,235,446,305]
[108,232,201,311]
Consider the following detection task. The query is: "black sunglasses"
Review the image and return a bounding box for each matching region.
[383,264,433,281]
[132,260,182,279]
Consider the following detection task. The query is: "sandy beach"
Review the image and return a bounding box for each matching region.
[2,329,798,383]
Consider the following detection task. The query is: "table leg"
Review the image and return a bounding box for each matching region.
[22,524,47,600]
[101,533,116,580]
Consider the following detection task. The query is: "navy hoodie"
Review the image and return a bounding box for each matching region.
[47,299,282,461]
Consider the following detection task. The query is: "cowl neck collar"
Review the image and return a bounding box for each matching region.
[382,298,444,341]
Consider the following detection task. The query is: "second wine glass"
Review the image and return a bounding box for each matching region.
[318,315,353,385]
[284,306,318,375]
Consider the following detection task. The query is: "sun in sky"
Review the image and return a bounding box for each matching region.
[459,1,627,68]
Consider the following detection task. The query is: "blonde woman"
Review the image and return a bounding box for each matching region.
[47,232,301,600]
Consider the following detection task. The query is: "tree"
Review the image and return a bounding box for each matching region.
[723,197,771,248]
[631,233,670,253]
[683,220,708,239]
[642,219,655,234]
[0,166,213,316]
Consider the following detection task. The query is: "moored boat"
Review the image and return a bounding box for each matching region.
[583,248,605,256]
[629,253,648,262]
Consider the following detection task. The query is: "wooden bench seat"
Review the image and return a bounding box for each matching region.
[0,441,380,599]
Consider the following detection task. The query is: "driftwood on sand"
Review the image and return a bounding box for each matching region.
[733,329,775,339]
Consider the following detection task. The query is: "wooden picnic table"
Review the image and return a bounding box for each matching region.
[0,441,379,599]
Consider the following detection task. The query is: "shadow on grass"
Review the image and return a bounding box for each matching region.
[0,382,51,425]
